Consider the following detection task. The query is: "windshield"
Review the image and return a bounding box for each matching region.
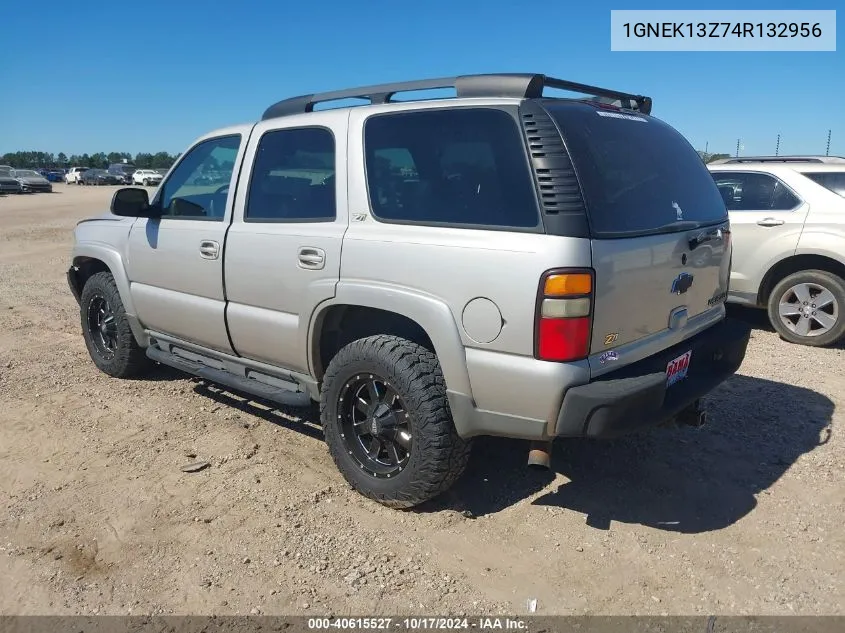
[15,170,39,177]
[546,102,728,237]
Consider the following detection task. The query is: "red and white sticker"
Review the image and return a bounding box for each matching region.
[666,350,692,387]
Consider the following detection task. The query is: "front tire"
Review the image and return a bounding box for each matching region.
[320,335,472,509]
[767,269,845,347]
[80,272,152,378]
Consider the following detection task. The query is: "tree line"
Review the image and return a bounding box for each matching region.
[0,151,180,170]
[697,151,732,163]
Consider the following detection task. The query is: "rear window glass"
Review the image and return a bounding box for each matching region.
[546,103,727,237]
[802,171,845,198]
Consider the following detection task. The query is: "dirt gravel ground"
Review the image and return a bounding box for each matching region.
[0,185,842,616]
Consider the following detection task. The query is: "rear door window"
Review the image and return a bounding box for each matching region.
[245,126,336,222]
[546,103,728,237]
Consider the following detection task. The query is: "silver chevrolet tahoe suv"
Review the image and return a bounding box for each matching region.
[67,73,751,508]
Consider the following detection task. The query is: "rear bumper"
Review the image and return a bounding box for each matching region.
[555,317,751,438]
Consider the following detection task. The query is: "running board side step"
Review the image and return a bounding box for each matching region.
[146,346,312,408]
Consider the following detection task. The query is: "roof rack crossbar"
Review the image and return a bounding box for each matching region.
[261,73,652,120]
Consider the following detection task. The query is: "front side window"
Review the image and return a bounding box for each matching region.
[711,171,800,211]
[802,171,845,198]
[156,134,241,221]
[364,108,540,229]
[245,127,336,222]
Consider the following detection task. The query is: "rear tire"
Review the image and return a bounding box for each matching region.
[80,271,153,378]
[320,335,472,508]
[767,269,845,347]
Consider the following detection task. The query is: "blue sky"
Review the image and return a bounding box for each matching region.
[0,0,842,158]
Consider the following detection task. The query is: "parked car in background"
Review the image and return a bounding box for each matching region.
[132,169,164,186]
[45,169,66,182]
[36,168,65,182]
[709,159,845,347]
[80,169,123,186]
[108,163,136,184]
[65,167,89,184]
[12,169,53,193]
[0,165,23,194]
[710,155,845,165]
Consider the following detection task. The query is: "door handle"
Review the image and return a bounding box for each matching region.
[689,227,724,250]
[199,240,220,260]
[756,218,785,227]
[298,247,325,270]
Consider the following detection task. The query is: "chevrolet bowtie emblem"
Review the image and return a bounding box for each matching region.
[671,272,694,295]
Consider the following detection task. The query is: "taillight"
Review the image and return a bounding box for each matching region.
[534,269,593,362]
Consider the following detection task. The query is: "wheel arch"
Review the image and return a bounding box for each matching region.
[308,285,473,398]
[758,253,845,305]
[69,245,147,346]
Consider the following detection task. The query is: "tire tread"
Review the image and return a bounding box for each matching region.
[320,334,471,508]
[80,271,151,378]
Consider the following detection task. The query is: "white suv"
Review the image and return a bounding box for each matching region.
[131,170,164,186]
[709,159,845,346]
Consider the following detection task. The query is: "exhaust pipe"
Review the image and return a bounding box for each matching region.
[675,399,707,428]
[527,440,553,469]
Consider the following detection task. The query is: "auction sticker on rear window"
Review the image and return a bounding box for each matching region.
[666,350,692,387]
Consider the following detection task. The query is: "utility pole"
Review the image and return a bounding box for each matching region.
[705,141,709,154]
[776,134,780,156]
[736,138,741,158]
[827,130,832,156]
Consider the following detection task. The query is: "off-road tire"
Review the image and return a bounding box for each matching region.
[767,269,845,347]
[80,271,152,378]
[320,335,472,508]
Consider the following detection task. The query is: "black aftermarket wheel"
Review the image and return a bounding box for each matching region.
[80,272,152,378]
[320,335,472,508]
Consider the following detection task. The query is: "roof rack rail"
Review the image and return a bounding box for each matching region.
[261,73,652,120]
[709,155,845,165]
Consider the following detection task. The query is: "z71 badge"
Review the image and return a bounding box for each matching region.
[604,332,618,346]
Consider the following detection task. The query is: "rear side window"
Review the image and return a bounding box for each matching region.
[802,171,845,198]
[546,103,727,237]
[364,108,540,230]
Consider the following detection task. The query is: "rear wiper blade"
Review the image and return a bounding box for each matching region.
[652,220,701,233]
[602,220,701,238]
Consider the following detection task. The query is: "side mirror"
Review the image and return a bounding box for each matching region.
[110,187,159,218]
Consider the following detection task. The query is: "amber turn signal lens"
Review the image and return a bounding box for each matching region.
[544,273,592,297]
